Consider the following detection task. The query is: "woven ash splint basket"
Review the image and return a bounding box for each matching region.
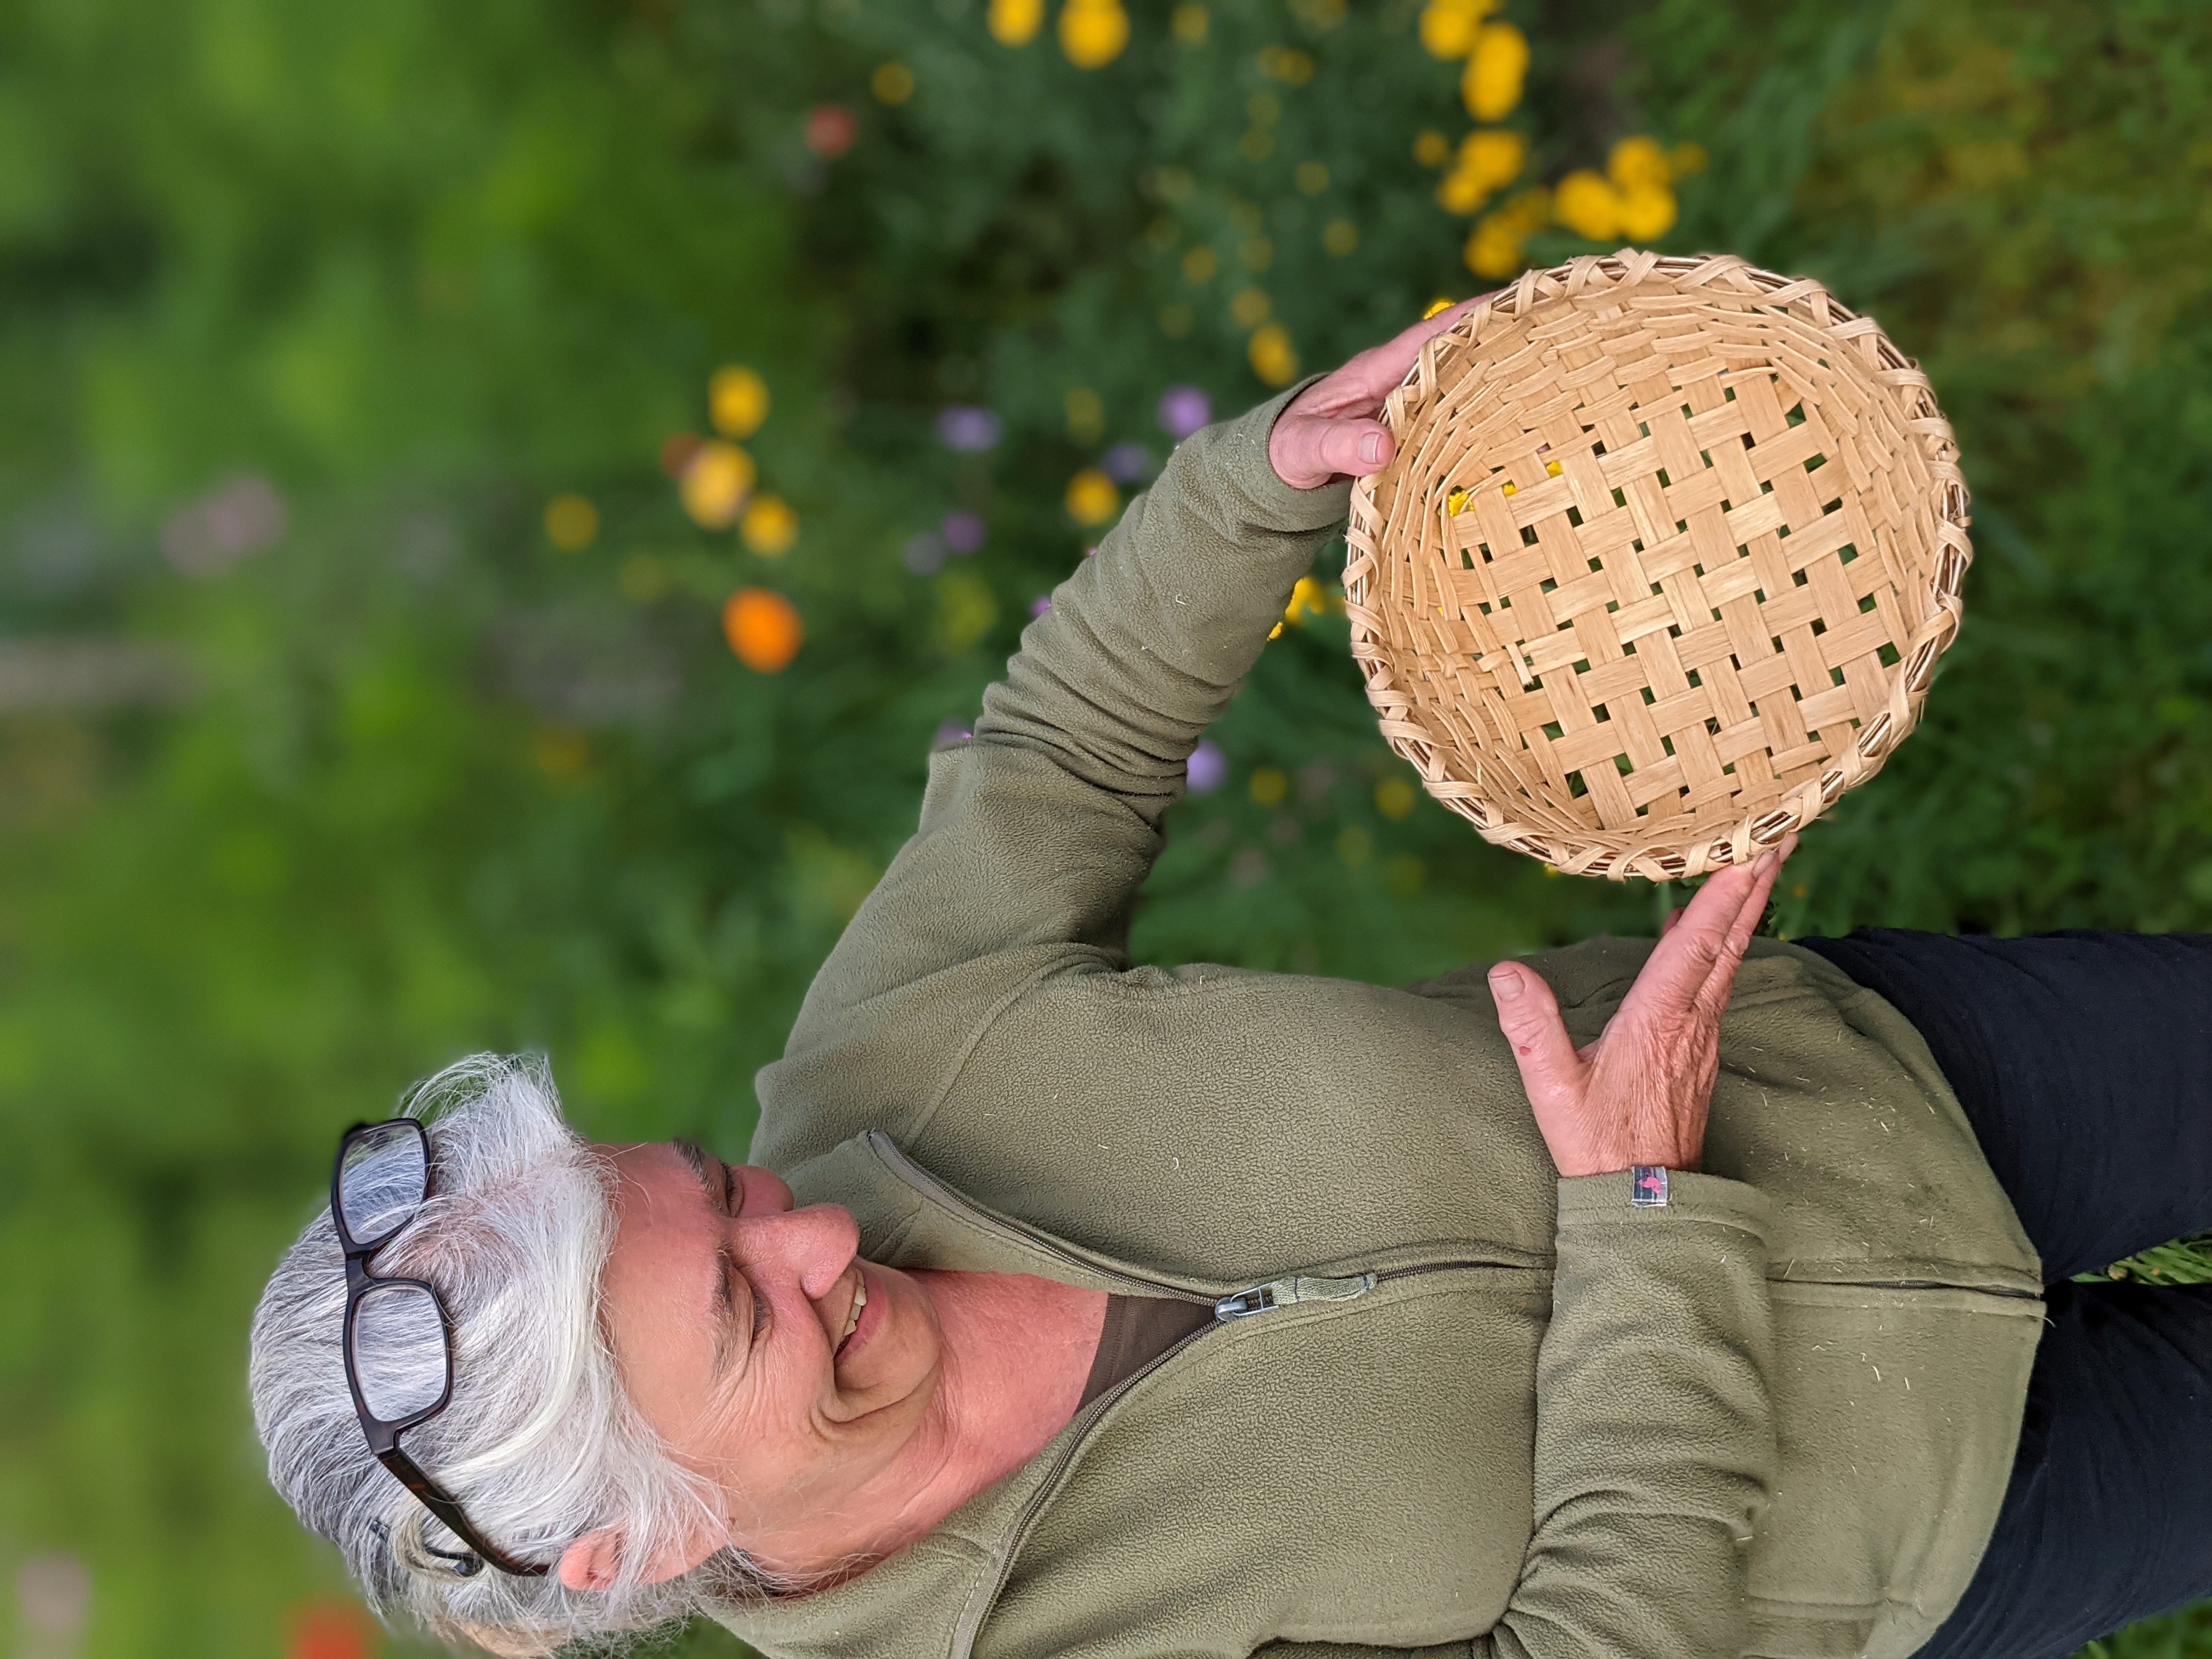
[1344,251,1971,881]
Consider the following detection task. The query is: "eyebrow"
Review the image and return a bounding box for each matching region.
[674,1139,742,1376]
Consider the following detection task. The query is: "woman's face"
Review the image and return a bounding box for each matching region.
[597,1141,946,1563]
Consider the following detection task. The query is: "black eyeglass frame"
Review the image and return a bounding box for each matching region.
[331,1118,549,1578]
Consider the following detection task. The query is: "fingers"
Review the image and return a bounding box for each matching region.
[1692,835,1795,1020]
[1265,291,1496,487]
[1622,844,1786,1024]
[1488,961,1586,1115]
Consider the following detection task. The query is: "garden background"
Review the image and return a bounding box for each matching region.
[4,0,2211,1654]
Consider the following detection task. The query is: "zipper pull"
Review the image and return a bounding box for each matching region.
[1214,1272,1374,1321]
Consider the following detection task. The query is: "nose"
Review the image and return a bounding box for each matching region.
[736,1203,860,1303]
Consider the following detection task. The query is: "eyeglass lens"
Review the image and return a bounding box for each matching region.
[338,1121,430,1249]
[350,1282,452,1423]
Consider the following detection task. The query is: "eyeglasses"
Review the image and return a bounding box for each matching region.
[331,1119,548,1578]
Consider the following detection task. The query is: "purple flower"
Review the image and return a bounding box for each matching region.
[941,510,988,554]
[1186,738,1228,794]
[936,405,1002,452]
[932,719,973,749]
[1030,594,1053,617]
[1157,385,1212,441]
[1101,441,1153,483]
[902,533,947,574]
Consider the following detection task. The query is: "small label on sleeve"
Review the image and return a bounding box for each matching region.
[1631,1166,1670,1207]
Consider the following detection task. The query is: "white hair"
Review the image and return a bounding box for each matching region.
[249,1054,772,1655]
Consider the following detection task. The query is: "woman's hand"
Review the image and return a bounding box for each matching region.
[1487,840,1794,1178]
[1268,297,1488,490]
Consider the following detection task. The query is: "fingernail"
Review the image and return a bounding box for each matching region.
[1488,964,1522,1000]
[1359,431,1386,465]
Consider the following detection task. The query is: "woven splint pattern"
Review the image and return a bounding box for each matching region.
[1345,251,1970,881]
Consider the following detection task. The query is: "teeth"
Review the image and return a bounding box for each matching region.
[840,1278,867,1344]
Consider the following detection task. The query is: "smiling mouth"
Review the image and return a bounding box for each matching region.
[837,1274,868,1354]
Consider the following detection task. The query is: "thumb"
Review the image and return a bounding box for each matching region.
[1270,413,1394,489]
[1488,962,1584,1114]
[1316,417,1394,478]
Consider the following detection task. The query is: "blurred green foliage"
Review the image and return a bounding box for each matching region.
[2,0,2210,1654]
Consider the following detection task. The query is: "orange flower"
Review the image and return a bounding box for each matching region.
[723,588,804,672]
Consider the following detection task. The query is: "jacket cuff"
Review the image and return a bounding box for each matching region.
[1202,377,1356,536]
[1556,1169,1775,1240]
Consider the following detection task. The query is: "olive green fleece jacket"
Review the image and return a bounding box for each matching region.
[718,388,2045,1659]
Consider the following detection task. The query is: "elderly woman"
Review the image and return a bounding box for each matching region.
[253,309,2212,1659]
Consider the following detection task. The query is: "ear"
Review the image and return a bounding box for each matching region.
[557,1519,723,1593]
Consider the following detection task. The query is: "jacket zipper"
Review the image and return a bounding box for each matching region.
[864,1135,1525,1659]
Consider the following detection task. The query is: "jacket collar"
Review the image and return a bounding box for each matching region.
[706,1132,1212,1659]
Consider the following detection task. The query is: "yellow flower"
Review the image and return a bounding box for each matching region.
[1182,245,1218,283]
[988,0,1043,44]
[1436,127,1523,213]
[543,493,599,551]
[1436,170,1490,216]
[1375,776,1419,819]
[1281,574,1344,625]
[680,442,755,528]
[1059,0,1129,69]
[1607,134,1672,191]
[1249,766,1288,805]
[1553,168,1623,241]
[871,61,915,104]
[1462,181,1550,278]
[1669,140,1708,176]
[1171,2,1209,43]
[1256,44,1315,83]
[1412,129,1451,168]
[1248,323,1298,386]
[1461,23,1527,121]
[1322,219,1358,256]
[1458,128,1525,191]
[1295,161,1330,195]
[1423,296,1457,320]
[1616,182,1678,241]
[1418,0,1495,60]
[708,365,769,438]
[741,494,799,557]
[1231,286,1272,327]
[1065,468,1121,526]
[1464,216,1523,278]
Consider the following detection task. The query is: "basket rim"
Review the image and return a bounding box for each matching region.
[1342,249,1973,882]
